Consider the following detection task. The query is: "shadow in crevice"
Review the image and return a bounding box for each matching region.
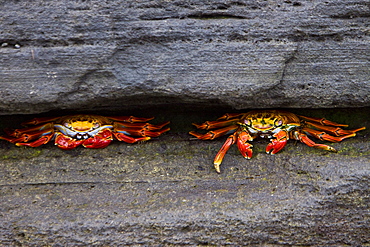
[0,106,369,134]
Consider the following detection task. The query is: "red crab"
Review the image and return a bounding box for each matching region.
[190,110,366,173]
[0,115,170,150]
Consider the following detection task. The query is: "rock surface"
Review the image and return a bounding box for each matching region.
[0,0,369,245]
[0,109,369,245]
[0,0,369,114]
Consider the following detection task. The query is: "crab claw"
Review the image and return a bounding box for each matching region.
[83,129,113,149]
[266,130,288,155]
[236,131,253,159]
[266,139,287,155]
[55,133,84,150]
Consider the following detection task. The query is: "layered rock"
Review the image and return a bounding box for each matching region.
[0,0,369,114]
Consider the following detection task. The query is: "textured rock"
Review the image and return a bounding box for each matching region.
[0,109,369,245]
[0,109,369,246]
[0,0,369,114]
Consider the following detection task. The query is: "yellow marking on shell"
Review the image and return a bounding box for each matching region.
[246,115,280,131]
[69,121,97,132]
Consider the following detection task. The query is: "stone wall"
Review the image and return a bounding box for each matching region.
[0,0,369,114]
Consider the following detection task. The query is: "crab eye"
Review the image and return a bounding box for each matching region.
[64,122,71,128]
[93,122,100,129]
[243,119,251,126]
[275,119,283,127]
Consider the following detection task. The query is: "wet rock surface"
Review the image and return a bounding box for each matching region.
[0,109,369,245]
[0,0,369,114]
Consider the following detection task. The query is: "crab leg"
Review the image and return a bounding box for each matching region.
[293,130,337,152]
[117,128,170,138]
[214,132,237,173]
[305,122,366,136]
[113,123,170,138]
[106,116,154,123]
[114,121,170,131]
[0,127,54,143]
[302,127,359,143]
[217,113,246,121]
[112,132,151,143]
[299,115,348,127]
[15,132,55,147]
[189,125,238,140]
[3,123,54,137]
[21,117,61,126]
[192,119,240,130]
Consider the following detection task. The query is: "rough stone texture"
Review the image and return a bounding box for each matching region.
[0,109,369,245]
[0,0,369,245]
[0,0,370,114]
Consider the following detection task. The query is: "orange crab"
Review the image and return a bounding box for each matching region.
[0,115,170,150]
[190,110,366,173]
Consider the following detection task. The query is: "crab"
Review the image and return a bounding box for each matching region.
[0,115,170,150]
[190,110,366,173]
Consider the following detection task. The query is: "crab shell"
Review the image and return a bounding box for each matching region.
[0,115,170,150]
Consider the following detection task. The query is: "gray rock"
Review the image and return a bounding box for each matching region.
[0,0,369,114]
[0,124,369,245]
[0,110,369,245]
